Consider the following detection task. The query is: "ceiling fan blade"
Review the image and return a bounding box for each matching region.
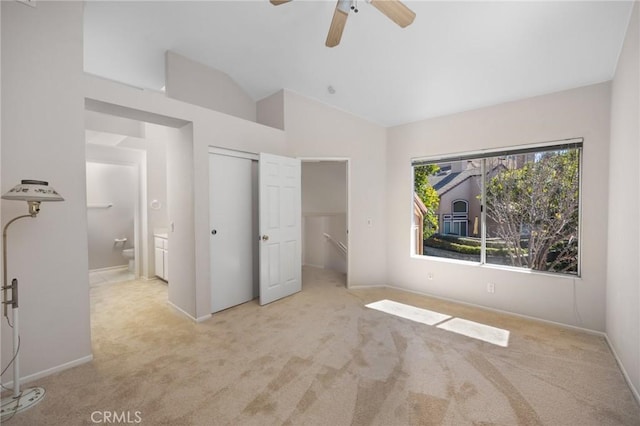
[370,0,416,28]
[270,0,292,5]
[326,0,350,47]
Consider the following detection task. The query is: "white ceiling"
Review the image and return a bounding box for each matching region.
[84,1,633,127]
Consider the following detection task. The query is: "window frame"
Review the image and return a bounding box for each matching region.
[411,138,584,277]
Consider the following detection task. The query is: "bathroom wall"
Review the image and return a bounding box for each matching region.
[86,161,137,270]
[116,123,170,279]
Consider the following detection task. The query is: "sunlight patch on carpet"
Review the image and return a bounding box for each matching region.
[436,317,510,347]
[365,299,452,326]
[365,299,510,347]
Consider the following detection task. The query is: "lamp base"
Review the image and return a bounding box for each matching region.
[0,387,45,420]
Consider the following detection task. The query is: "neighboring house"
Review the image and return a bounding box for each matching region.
[412,193,428,254]
[428,158,526,237]
[428,161,483,237]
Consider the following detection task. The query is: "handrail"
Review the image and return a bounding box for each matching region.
[323,233,347,256]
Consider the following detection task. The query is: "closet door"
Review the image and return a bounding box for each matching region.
[209,152,257,313]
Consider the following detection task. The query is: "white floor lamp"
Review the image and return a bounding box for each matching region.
[0,180,64,420]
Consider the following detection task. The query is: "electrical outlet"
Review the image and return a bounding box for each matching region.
[487,283,495,294]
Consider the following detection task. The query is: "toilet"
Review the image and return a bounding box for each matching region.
[122,248,135,273]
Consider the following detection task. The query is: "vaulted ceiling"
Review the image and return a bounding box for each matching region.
[84,1,633,126]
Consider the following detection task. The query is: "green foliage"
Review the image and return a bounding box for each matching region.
[484,150,580,273]
[425,234,508,256]
[414,164,440,238]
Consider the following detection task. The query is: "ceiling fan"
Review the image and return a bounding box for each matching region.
[270,0,416,47]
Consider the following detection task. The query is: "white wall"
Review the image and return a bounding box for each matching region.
[166,51,256,122]
[1,1,91,383]
[302,161,347,214]
[257,90,285,130]
[283,91,388,287]
[166,124,196,315]
[86,162,136,270]
[387,82,611,331]
[607,2,639,398]
[85,110,144,139]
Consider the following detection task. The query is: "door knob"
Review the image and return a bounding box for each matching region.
[261,235,269,241]
[211,229,217,235]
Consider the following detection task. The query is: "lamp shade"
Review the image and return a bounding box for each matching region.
[2,180,64,202]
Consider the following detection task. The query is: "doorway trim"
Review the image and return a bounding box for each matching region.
[299,157,351,289]
[209,146,259,161]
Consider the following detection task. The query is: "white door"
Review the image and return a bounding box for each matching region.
[209,152,258,313]
[259,153,302,305]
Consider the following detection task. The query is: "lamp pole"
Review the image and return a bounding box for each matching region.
[2,213,36,398]
[1,181,61,419]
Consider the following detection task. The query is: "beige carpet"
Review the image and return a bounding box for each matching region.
[3,266,639,425]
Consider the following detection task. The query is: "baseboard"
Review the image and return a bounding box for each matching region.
[0,354,93,389]
[167,300,211,323]
[196,314,212,323]
[348,284,387,289]
[89,265,128,273]
[384,284,606,337]
[604,334,640,405]
[140,276,160,282]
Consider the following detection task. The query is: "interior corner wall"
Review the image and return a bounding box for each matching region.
[282,90,388,287]
[165,51,256,122]
[607,2,639,398]
[257,90,285,130]
[1,1,91,383]
[387,82,611,331]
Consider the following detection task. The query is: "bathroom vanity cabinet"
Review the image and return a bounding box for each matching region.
[154,234,168,281]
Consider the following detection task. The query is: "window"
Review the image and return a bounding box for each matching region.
[443,200,469,236]
[412,139,582,276]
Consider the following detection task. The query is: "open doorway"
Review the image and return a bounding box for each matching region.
[301,159,350,287]
[84,109,172,287]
